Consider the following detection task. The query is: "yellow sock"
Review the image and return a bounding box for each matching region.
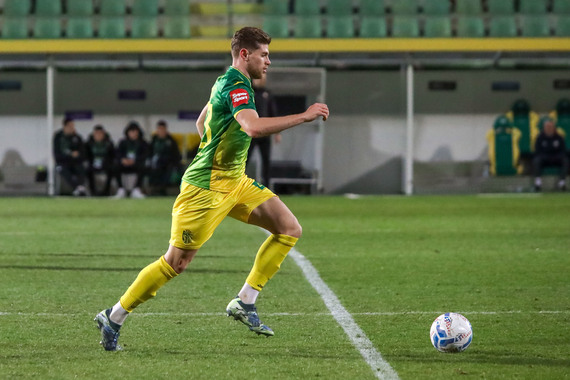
[119,256,178,312]
[246,234,298,291]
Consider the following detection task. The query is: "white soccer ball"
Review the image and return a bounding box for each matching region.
[430,312,473,353]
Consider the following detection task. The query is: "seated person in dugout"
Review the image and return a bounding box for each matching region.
[149,120,182,195]
[86,125,116,196]
[533,118,568,191]
[115,121,149,199]
[53,118,87,196]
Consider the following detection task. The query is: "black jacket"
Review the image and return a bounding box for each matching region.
[53,130,85,165]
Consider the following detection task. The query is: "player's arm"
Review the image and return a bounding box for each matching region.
[196,104,208,138]
[235,103,329,138]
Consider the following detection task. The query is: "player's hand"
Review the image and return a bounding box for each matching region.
[304,103,329,122]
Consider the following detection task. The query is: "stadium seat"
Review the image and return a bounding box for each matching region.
[33,18,61,38]
[423,0,450,15]
[424,16,452,38]
[359,16,387,37]
[263,0,289,15]
[98,17,126,38]
[131,16,158,38]
[456,16,485,37]
[132,0,159,17]
[326,0,353,15]
[555,15,570,36]
[487,0,515,15]
[455,0,483,15]
[391,16,419,37]
[100,0,126,16]
[294,1,320,15]
[67,0,94,16]
[506,99,539,156]
[551,98,570,152]
[326,16,355,37]
[163,16,191,38]
[294,16,322,37]
[519,0,548,14]
[553,0,570,14]
[521,15,550,37]
[486,115,522,176]
[1,18,29,39]
[3,0,31,17]
[35,0,62,16]
[489,15,518,37]
[359,0,385,15]
[262,15,290,38]
[66,17,94,38]
[164,0,190,16]
[391,0,419,15]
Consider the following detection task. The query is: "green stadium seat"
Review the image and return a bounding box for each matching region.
[506,99,539,156]
[487,0,515,15]
[489,15,517,37]
[132,0,159,17]
[555,15,570,36]
[263,0,289,15]
[35,0,62,16]
[164,0,190,16]
[359,16,387,37]
[391,16,419,37]
[98,17,126,38]
[3,0,31,17]
[519,0,547,14]
[521,15,550,37]
[553,0,570,14]
[553,98,570,152]
[326,0,353,15]
[66,17,94,38]
[262,15,290,38]
[359,0,385,15]
[423,0,450,15]
[391,0,419,15]
[455,0,482,15]
[294,1,320,15]
[294,16,322,37]
[486,115,522,176]
[100,0,126,16]
[1,18,29,39]
[456,16,485,37]
[424,16,452,38]
[326,16,355,37]
[67,0,94,16]
[163,16,191,38]
[34,18,61,38]
[131,16,157,38]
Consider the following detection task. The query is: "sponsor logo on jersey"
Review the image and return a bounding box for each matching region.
[230,89,249,108]
[182,229,193,244]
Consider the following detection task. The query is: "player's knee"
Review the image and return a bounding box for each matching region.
[164,246,197,274]
[283,220,302,239]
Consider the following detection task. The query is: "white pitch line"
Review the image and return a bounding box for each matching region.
[287,247,400,380]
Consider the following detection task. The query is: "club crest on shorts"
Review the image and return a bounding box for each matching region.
[182,230,193,244]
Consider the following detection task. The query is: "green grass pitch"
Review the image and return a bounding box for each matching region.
[0,194,568,379]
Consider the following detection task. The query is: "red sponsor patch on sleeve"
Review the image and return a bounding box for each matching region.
[230,89,250,108]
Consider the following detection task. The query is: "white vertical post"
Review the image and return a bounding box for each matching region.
[404,63,414,195]
[47,61,55,196]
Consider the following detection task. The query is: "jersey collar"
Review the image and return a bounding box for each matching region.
[229,66,252,87]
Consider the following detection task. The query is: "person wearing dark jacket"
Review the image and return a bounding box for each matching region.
[533,118,568,191]
[53,118,87,196]
[115,121,148,198]
[86,125,115,196]
[149,120,182,195]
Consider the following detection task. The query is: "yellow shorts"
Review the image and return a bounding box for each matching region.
[169,176,275,250]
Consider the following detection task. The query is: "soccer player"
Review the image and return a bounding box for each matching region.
[94,26,329,351]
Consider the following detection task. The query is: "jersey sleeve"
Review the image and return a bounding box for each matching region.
[226,82,256,117]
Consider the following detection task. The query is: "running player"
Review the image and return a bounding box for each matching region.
[94,27,329,350]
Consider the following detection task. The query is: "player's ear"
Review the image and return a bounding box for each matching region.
[240,48,250,61]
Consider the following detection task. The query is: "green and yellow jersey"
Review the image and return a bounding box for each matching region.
[182,66,256,192]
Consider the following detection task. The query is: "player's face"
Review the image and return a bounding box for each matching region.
[246,44,270,80]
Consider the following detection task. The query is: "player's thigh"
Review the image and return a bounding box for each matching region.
[248,197,302,238]
[169,182,233,250]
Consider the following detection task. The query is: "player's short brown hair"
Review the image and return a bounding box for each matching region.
[231,27,271,58]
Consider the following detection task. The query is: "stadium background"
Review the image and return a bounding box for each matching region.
[0,0,569,196]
